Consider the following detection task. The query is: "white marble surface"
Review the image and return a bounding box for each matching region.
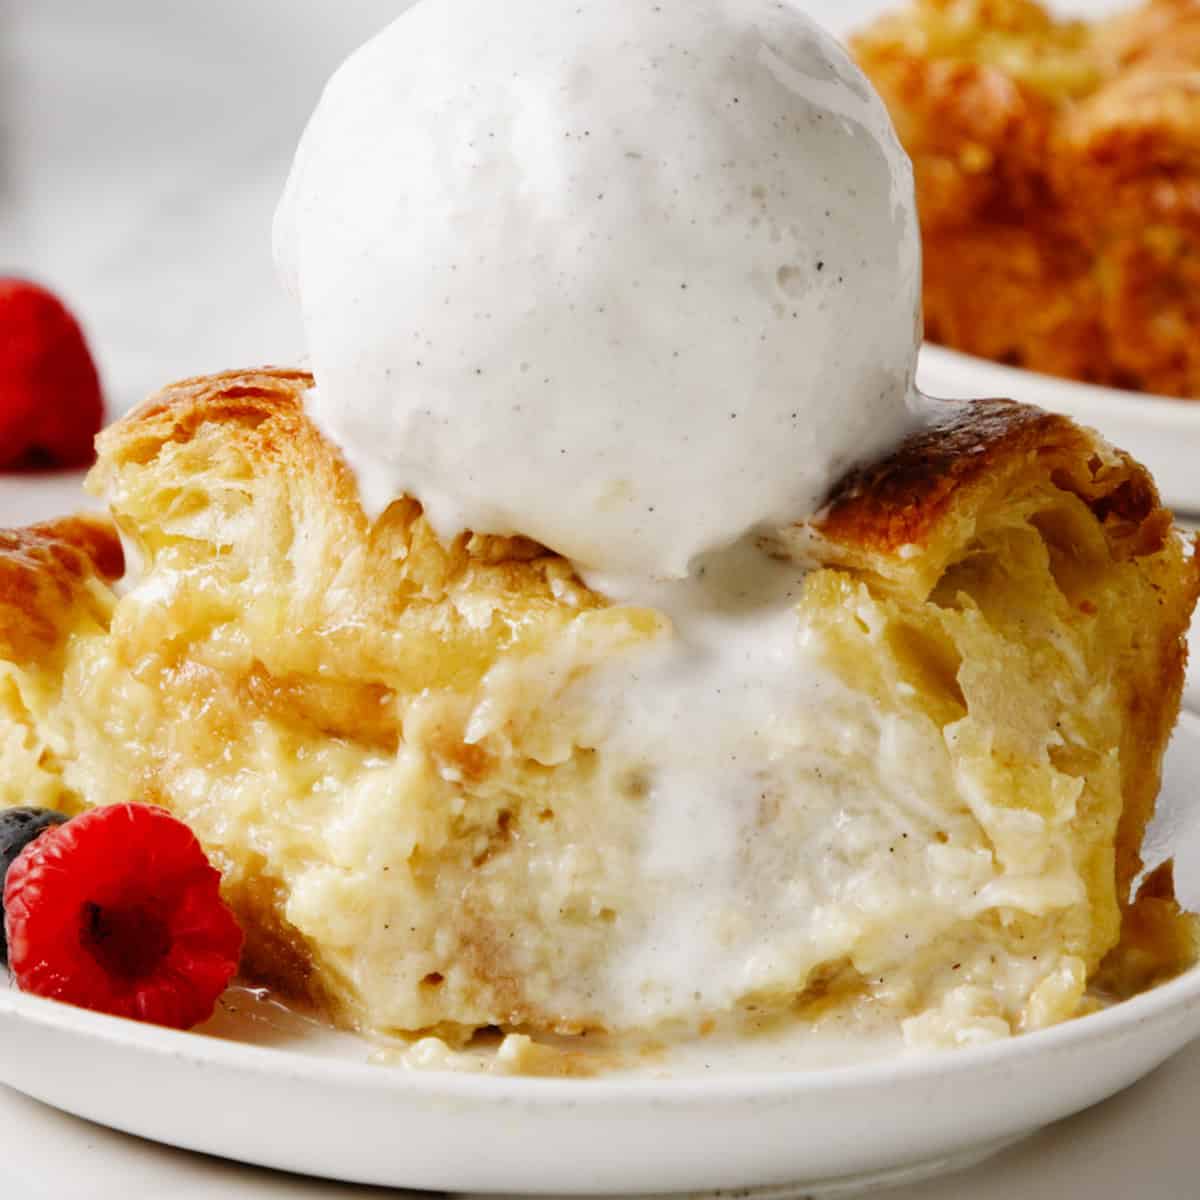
[2,1,1200,1195]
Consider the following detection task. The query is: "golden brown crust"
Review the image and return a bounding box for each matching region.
[91,365,555,578]
[0,514,123,662]
[814,396,1168,567]
[99,367,315,454]
[854,0,1200,397]
[93,366,328,491]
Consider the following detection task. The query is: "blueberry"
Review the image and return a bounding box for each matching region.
[0,807,68,965]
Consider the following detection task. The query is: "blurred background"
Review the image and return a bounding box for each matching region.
[2,0,1129,415]
[0,1,410,413]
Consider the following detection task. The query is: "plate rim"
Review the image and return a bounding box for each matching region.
[4,710,1200,1109]
[919,344,1200,425]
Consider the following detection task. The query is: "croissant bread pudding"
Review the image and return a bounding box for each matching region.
[1,0,1198,1066]
[853,0,1200,398]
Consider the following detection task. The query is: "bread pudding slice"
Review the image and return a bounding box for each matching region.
[853,0,1200,397]
[0,368,1195,1048]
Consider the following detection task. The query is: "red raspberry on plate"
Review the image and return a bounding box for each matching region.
[3,803,243,1029]
[0,278,104,469]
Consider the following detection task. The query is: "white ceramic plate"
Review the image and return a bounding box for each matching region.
[918,346,1200,518]
[0,718,1197,1196]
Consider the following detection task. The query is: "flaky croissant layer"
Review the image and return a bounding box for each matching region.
[0,368,1195,1049]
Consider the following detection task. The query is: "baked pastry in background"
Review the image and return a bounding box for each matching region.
[0,367,1195,1049]
[853,0,1200,398]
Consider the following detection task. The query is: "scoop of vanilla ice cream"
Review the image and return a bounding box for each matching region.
[275,0,920,578]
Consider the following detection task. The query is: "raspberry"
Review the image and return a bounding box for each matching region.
[3,804,243,1029]
[0,278,104,469]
